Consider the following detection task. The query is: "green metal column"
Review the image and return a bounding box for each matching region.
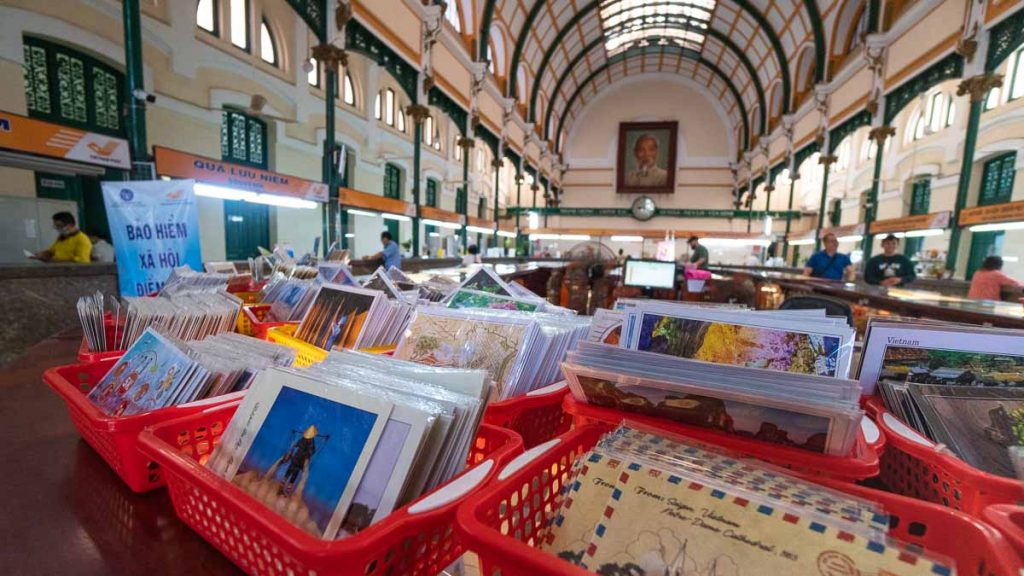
[764,184,774,232]
[783,175,798,259]
[745,181,754,233]
[815,157,836,251]
[947,74,1002,274]
[514,174,523,254]
[861,127,893,260]
[323,66,338,252]
[410,107,427,258]
[121,0,148,177]
[460,139,470,251]
[492,159,501,228]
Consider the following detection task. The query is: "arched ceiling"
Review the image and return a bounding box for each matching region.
[477,0,840,156]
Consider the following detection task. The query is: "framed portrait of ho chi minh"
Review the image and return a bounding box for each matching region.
[616,121,678,194]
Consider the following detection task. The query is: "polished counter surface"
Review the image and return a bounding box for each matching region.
[0,331,242,575]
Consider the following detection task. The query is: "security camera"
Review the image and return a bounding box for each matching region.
[132,89,157,104]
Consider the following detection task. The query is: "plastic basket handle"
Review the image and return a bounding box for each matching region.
[860,417,881,446]
[880,412,935,448]
[497,438,563,481]
[407,459,495,515]
[526,380,568,397]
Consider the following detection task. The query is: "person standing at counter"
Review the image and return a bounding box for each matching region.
[31,212,92,263]
[864,234,916,287]
[802,233,854,281]
[968,256,1023,300]
[687,236,709,270]
[363,231,402,270]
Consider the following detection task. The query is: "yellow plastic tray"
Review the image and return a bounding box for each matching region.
[265,325,328,367]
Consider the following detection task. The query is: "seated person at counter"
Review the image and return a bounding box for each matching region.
[802,233,854,281]
[88,231,115,263]
[363,231,402,270]
[31,212,92,263]
[864,234,916,287]
[687,236,709,270]
[968,256,1023,300]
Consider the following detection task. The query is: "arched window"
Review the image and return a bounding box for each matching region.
[397,106,406,132]
[424,116,434,146]
[795,45,815,104]
[259,19,276,65]
[374,92,382,119]
[384,88,395,126]
[849,6,868,51]
[834,138,851,172]
[307,57,319,86]
[197,0,217,34]
[1008,47,1024,101]
[489,24,508,78]
[444,0,462,32]
[908,91,955,142]
[343,72,355,106]
[230,0,248,50]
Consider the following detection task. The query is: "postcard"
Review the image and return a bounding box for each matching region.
[580,459,952,575]
[910,384,1024,478]
[88,328,200,416]
[295,284,381,350]
[393,310,531,392]
[586,309,623,345]
[632,311,848,378]
[542,451,623,565]
[446,289,540,312]
[457,267,513,297]
[217,369,393,539]
[564,367,837,454]
[859,321,1024,395]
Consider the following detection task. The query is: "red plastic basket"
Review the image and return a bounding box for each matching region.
[42,360,244,493]
[235,304,297,339]
[483,381,573,449]
[984,505,1024,561]
[864,397,1024,515]
[456,425,1023,576]
[563,395,880,482]
[136,402,524,576]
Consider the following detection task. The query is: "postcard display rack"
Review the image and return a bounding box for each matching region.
[456,425,1022,576]
[137,402,523,576]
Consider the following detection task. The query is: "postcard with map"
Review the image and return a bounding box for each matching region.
[580,459,952,576]
[446,289,540,312]
[392,309,532,393]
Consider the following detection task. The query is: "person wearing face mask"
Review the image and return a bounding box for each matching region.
[32,212,93,263]
[802,233,854,281]
[625,134,668,187]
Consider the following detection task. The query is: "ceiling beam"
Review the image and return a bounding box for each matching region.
[553,45,750,154]
[541,27,766,142]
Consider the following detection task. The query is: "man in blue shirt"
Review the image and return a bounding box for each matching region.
[366,231,402,270]
[802,233,853,281]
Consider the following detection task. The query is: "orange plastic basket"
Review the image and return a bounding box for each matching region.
[864,397,1024,516]
[137,402,524,576]
[456,425,1023,576]
[43,360,244,493]
[984,505,1024,562]
[77,313,125,363]
[563,394,880,482]
[483,381,573,449]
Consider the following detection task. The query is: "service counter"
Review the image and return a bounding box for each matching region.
[0,262,118,366]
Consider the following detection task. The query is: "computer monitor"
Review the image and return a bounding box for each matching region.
[623,259,677,290]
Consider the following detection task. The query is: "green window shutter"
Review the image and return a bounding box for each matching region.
[384,164,401,199]
[425,179,437,207]
[829,198,842,227]
[221,111,267,169]
[980,152,1016,206]
[910,179,931,215]
[23,44,51,115]
[478,197,486,218]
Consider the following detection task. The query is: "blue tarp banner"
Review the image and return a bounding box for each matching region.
[102,179,202,296]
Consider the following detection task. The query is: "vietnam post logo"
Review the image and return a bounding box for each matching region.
[119,188,134,202]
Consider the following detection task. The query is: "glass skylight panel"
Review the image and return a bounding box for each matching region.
[600,0,715,56]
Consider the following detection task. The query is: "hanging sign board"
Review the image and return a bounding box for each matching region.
[869,211,951,234]
[958,200,1024,227]
[0,110,131,170]
[102,179,202,296]
[153,146,328,202]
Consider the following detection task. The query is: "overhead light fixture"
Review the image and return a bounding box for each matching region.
[527,211,540,230]
[1002,256,1020,263]
[610,235,644,243]
[496,230,516,238]
[344,233,355,238]
[559,234,592,241]
[789,238,817,246]
[969,221,1024,233]
[422,218,462,230]
[428,232,440,237]
[193,184,318,209]
[466,225,495,235]
[600,0,716,57]
[347,208,378,217]
[249,194,319,209]
[837,235,864,243]
[701,237,771,247]
[900,228,945,238]
[381,212,411,222]
[529,233,560,240]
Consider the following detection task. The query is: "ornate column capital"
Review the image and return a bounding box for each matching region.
[868,125,896,145]
[457,136,475,150]
[818,154,838,166]
[764,184,776,193]
[406,104,431,124]
[312,43,347,70]
[491,158,504,169]
[957,73,1003,102]
[530,183,540,192]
